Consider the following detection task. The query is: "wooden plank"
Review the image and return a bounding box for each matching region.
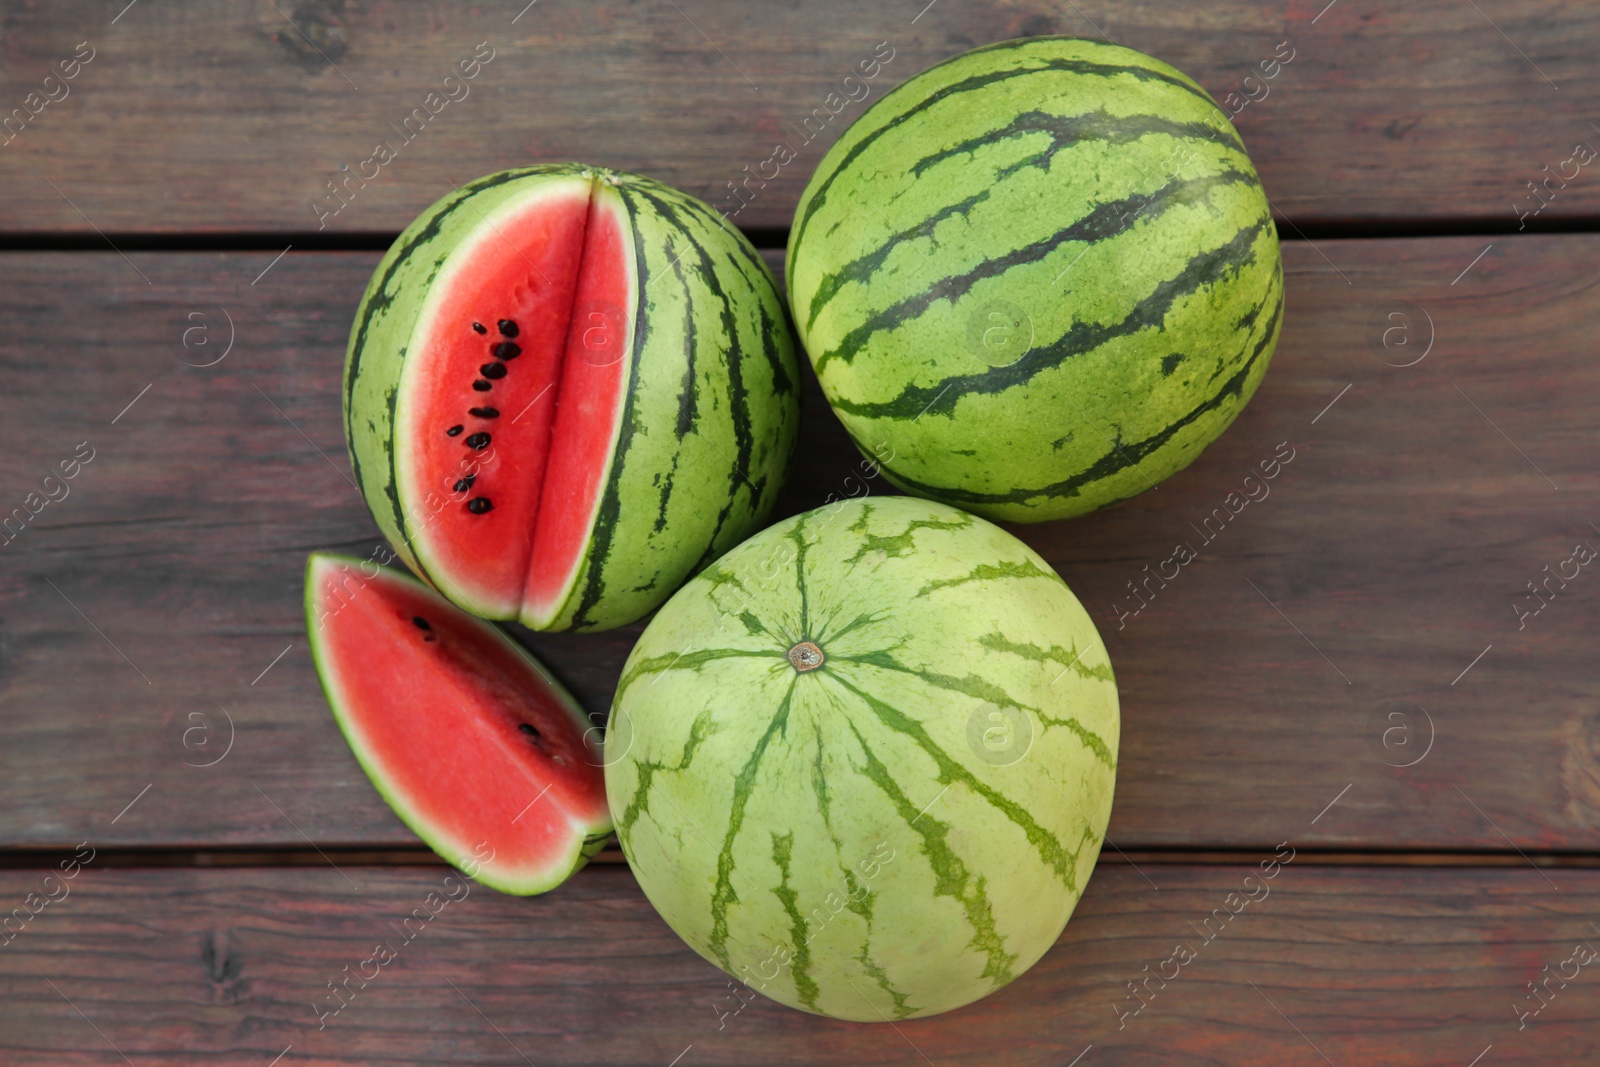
[0,1,1597,233]
[0,861,1589,1064]
[0,236,1596,851]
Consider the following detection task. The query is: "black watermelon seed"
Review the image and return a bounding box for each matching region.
[468,406,499,419]
[498,319,519,338]
[480,362,507,380]
[454,475,476,493]
[493,341,522,361]
[472,379,492,391]
[445,424,463,437]
[412,616,431,630]
[518,722,540,737]
[467,496,492,514]
[472,322,487,334]
[465,432,491,450]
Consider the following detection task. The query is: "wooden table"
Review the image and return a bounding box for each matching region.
[2,2,1597,1063]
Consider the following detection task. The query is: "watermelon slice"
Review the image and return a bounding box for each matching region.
[304,552,612,894]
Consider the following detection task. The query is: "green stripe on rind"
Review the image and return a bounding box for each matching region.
[707,677,796,970]
[835,648,1115,771]
[806,114,1254,339]
[613,707,715,837]
[614,646,786,702]
[811,168,1263,376]
[841,715,1017,990]
[535,173,800,632]
[787,36,1281,523]
[769,830,822,1011]
[824,217,1274,421]
[908,107,1246,183]
[607,497,1117,1021]
[787,37,1234,264]
[976,631,1115,684]
[806,716,909,1021]
[876,270,1283,514]
[303,552,611,896]
[826,670,1083,885]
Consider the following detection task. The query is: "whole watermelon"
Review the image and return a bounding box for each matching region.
[346,164,799,631]
[605,496,1119,1020]
[786,37,1283,522]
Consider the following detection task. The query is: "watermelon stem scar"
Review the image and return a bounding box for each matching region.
[787,640,825,672]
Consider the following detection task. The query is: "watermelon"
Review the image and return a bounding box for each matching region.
[786,37,1284,523]
[304,552,611,894]
[345,164,800,631]
[605,497,1119,1020]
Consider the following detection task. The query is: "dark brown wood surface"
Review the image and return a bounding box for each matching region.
[0,861,1591,1065]
[2,1,1596,1061]
[0,1,1598,233]
[0,238,1595,852]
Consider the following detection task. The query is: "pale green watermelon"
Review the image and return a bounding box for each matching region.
[605,497,1119,1020]
[345,164,799,631]
[787,37,1283,522]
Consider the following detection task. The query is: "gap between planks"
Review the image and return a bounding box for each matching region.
[5,214,1600,254]
[0,846,1596,871]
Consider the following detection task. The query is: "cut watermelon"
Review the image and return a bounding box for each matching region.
[304,552,612,894]
[345,165,800,633]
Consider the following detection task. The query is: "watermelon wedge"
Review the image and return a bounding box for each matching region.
[345,164,799,632]
[304,552,612,894]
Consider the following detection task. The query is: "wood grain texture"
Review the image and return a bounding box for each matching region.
[0,1,1597,233]
[0,862,1590,1065]
[0,237,1596,852]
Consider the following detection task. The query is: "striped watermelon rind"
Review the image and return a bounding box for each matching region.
[345,165,801,631]
[787,37,1284,522]
[606,496,1119,1020]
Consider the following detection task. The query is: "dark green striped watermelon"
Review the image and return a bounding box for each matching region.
[606,497,1118,1020]
[346,165,799,631]
[787,37,1283,522]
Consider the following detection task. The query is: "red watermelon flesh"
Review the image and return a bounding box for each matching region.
[305,552,612,895]
[394,177,633,623]
[528,198,634,619]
